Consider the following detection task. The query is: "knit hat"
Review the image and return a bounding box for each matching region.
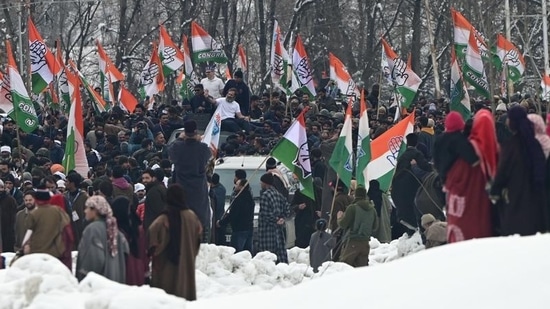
[56,180,66,189]
[35,189,53,201]
[0,145,11,153]
[266,157,277,170]
[260,173,274,185]
[134,183,145,193]
[444,111,465,133]
[496,101,507,112]
[0,179,3,187]
[421,214,436,227]
[50,164,65,174]
[234,70,244,78]
[22,172,32,181]
[354,185,367,199]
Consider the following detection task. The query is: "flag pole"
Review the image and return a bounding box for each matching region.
[328,173,340,232]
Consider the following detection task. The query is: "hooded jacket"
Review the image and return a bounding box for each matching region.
[338,197,379,242]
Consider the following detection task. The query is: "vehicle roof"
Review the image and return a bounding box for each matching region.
[215,156,267,170]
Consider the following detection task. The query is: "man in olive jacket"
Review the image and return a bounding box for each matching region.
[337,185,379,267]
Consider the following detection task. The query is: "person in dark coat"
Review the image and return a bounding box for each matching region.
[169,120,212,242]
[142,168,167,232]
[0,179,17,252]
[417,116,435,161]
[257,173,291,264]
[218,179,255,253]
[209,173,226,245]
[391,133,432,235]
[490,106,548,236]
[291,187,317,249]
[223,70,250,115]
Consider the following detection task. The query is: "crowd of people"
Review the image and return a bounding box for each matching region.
[0,64,549,300]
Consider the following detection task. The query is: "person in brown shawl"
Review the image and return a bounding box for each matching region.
[148,183,202,300]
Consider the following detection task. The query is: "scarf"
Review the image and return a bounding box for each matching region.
[468,110,498,180]
[528,114,550,159]
[112,177,131,190]
[421,127,434,135]
[508,106,546,188]
[86,196,119,257]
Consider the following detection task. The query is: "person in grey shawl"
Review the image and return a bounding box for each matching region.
[76,196,129,283]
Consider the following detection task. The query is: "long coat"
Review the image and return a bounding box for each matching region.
[257,186,290,263]
[491,135,547,236]
[76,220,129,283]
[0,194,17,252]
[169,136,212,231]
[292,189,317,248]
[143,181,167,232]
[148,211,202,301]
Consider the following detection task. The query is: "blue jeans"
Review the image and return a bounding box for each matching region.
[231,230,253,253]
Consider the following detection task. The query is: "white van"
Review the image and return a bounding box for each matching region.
[213,156,297,249]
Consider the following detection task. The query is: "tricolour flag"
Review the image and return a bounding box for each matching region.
[139,43,165,100]
[495,34,525,83]
[159,25,185,76]
[541,74,550,100]
[191,21,227,63]
[366,113,415,192]
[0,71,12,114]
[292,35,316,98]
[462,30,490,98]
[450,47,471,120]
[180,35,198,100]
[328,52,360,100]
[97,40,124,100]
[63,66,89,177]
[356,89,372,187]
[381,38,422,108]
[451,8,489,60]
[270,20,291,94]
[6,41,39,133]
[271,108,315,200]
[55,41,70,114]
[201,105,222,156]
[236,44,247,73]
[328,102,354,188]
[118,83,138,113]
[69,60,109,113]
[28,17,60,94]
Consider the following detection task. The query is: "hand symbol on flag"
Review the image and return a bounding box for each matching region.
[272,54,284,76]
[141,63,159,85]
[506,49,520,66]
[391,59,409,86]
[296,58,313,84]
[30,41,48,73]
[163,47,177,64]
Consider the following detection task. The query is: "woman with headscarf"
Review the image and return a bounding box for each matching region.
[148,183,202,301]
[490,106,548,235]
[76,195,129,283]
[433,110,497,242]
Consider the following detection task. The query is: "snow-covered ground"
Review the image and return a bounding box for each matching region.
[2,233,547,308]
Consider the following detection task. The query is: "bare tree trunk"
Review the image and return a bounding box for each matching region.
[410,0,422,73]
[256,0,268,92]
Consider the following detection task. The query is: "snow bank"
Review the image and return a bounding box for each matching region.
[189,234,550,309]
[0,254,186,309]
[0,232,423,307]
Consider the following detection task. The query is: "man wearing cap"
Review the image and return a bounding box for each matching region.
[20,186,71,265]
[223,70,250,116]
[169,120,212,242]
[200,66,225,99]
[0,179,17,252]
[257,173,291,264]
[337,185,379,267]
[0,146,11,162]
[421,214,447,249]
[208,173,226,245]
[265,157,289,200]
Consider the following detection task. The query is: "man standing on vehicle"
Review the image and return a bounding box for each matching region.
[170,120,212,242]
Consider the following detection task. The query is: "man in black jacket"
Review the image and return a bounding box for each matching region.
[142,168,167,232]
[218,179,254,253]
